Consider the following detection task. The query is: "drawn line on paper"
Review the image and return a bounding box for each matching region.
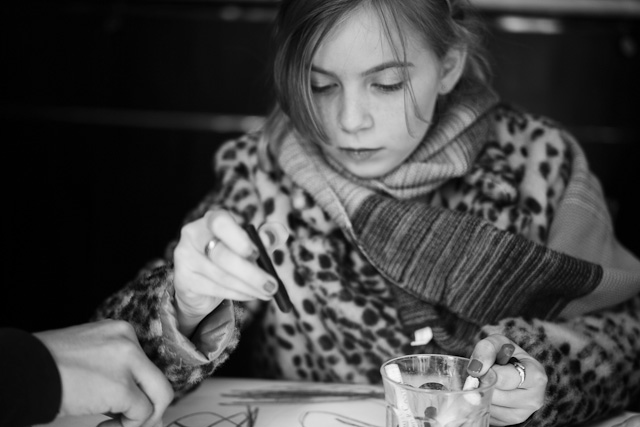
[220,385,385,405]
[166,406,258,427]
[165,385,385,427]
[299,410,383,427]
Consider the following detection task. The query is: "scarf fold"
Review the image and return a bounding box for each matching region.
[276,90,639,354]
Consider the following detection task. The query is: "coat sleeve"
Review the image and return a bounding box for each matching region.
[93,133,267,395]
[480,293,640,426]
[0,328,62,426]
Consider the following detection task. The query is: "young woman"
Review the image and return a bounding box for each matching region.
[96,0,640,425]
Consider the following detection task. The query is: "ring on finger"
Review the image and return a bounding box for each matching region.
[508,356,526,389]
[204,237,222,258]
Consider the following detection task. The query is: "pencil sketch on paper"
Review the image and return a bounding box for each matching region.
[164,384,385,427]
[166,406,259,427]
[299,410,383,427]
[164,407,383,427]
[220,384,385,405]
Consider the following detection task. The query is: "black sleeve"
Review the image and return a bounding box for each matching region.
[0,328,62,427]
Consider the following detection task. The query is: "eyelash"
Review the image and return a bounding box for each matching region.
[310,84,335,94]
[374,82,404,93]
[310,82,405,94]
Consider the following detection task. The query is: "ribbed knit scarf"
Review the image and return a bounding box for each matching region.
[277,92,640,354]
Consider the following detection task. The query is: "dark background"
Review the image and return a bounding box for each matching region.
[1,1,639,333]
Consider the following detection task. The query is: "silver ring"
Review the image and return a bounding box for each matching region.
[508,357,526,388]
[204,238,221,258]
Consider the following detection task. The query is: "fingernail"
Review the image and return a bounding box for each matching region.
[497,343,515,365]
[263,280,277,294]
[468,358,483,374]
[424,406,437,418]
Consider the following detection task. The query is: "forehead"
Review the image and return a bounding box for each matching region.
[312,6,427,70]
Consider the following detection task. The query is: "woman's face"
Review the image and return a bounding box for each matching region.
[310,6,446,179]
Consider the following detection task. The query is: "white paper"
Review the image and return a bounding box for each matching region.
[36,377,387,427]
[34,377,638,427]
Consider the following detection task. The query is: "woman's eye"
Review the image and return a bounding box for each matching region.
[374,82,405,93]
[311,84,336,94]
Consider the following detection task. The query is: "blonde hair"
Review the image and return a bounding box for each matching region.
[258,0,492,169]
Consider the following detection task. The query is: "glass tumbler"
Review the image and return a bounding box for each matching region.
[380,354,497,427]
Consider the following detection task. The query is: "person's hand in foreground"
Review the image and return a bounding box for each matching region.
[467,334,548,426]
[612,415,640,427]
[34,320,174,427]
[173,209,289,336]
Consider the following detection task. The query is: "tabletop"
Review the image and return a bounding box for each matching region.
[36,377,638,427]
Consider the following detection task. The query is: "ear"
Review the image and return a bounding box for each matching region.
[438,46,467,95]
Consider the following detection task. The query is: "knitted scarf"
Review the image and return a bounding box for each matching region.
[276,91,640,354]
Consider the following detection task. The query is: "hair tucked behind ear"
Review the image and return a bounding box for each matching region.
[257,0,494,171]
[441,0,493,107]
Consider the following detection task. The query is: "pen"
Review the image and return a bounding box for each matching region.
[243,224,292,313]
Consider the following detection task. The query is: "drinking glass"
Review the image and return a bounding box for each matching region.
[380,354,497,427]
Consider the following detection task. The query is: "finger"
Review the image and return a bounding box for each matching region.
[468,334,512,377]
[105,380,154,427]
[490,360,546,417]
[488,403,534,426]
[98,336,173,427]
[184,270,267,302]
[501,356,546,392]
[176,236,276,300]
[496,343,515,365]
[205,211,256,258]
[491,361,527,390]
[612,415,640,427]
[128,353,173,427]
[491,386,543,412]
[197,242,278,299]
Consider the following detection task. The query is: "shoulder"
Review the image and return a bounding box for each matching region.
[492,103,563,135]
[444,104,574,243]
[212,131,268,184]
[485,103,572,186]
[215,132,261,166]
[490,103,571,161]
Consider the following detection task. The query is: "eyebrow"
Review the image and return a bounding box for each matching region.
[311,61,414,77]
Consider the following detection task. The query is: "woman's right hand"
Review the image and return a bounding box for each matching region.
[173,210,287,337]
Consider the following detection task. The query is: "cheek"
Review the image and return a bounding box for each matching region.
[406,88,438,127]
[313,97,336,122]
[373,96,410,126]
[413,79,439,110]
[374,96,429,140]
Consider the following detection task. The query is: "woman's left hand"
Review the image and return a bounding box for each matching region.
[468,334,548,426]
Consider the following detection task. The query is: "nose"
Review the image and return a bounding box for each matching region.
[338,89,373,134]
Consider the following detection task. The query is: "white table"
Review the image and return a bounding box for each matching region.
[36,377,638,427]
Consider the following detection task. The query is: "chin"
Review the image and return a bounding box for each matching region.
[345,164,390,180]
[327,151,396,179]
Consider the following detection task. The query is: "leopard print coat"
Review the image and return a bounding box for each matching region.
[95,104,640,425]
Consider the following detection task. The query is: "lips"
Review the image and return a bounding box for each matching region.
[339,147,381,161]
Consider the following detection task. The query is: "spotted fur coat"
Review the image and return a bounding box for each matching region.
[95,104,640,426]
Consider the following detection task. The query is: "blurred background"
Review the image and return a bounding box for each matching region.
[1,0,639,332]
